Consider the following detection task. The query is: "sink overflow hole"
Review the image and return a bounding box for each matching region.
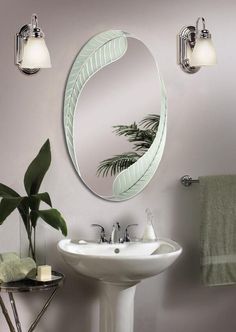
[114,248,120,254]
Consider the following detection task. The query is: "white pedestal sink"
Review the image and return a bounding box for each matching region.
[58,239,182,332]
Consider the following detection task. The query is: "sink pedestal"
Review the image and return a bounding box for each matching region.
[100,282,137,332]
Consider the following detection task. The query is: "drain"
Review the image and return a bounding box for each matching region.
[114,248,120,254]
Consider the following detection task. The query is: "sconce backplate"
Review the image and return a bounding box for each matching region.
[16,24,40,75]
[177,25,200,74]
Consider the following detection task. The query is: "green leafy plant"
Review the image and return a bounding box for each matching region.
[0,139,67,261]
[97,114,160,177]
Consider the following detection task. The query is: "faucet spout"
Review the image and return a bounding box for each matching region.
[110,222,121,244]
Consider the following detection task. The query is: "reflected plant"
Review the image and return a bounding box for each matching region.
[97,114,160,177]
[0,139,67,261]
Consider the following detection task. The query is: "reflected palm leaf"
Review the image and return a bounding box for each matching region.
[97,114,159,177]
[97,152,141,177]
[139,114,160,132]
[113,123,155,146]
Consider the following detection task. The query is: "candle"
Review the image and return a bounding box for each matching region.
[37,265,52,281]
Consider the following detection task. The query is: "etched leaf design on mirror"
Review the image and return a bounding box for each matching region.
[64,30,128,173]
[112,78,167,200]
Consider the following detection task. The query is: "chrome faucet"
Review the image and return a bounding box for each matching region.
[91,222,138,243]
[110,222,121,244]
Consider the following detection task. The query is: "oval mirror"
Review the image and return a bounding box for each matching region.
[64,30,167,201]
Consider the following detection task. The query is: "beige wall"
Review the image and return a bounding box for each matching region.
[1,0,236,331]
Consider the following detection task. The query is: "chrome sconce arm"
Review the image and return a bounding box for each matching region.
[177,17,217,74]
[15,14,51,75]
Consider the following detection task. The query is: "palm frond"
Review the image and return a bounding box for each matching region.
[139,114,160,132]
[97,114,160,177]
[113,124,154,144]
[133,142,152,152]
[113,123,139,138]
[97,152,141,177]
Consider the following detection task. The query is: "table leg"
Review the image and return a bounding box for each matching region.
[9,293,22,332]
[0,295,16,332]
[28,287,58,332]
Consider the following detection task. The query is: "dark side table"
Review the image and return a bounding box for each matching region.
[0,271,64,332]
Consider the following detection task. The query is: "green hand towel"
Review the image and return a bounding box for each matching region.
[20,257,36,278]
[0,252,20,263]
[200,175,236,286]
[0,257,36,283]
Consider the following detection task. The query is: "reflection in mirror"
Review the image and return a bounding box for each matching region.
[64,30,167,201]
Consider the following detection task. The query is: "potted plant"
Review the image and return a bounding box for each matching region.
[0,139,67,262]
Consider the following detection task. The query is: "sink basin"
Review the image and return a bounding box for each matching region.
[58,238,182,332]
[58,238,181,283]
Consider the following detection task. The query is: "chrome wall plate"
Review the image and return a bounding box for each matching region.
[177,25,200,74]
[15,24,40,75]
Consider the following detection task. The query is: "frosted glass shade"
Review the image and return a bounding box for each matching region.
[21,37,51,69]
[190,38,217,66]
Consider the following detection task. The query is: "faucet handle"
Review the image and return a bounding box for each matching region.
[123,224,138,242]
[91,224,107,243]
[91,223,105,231]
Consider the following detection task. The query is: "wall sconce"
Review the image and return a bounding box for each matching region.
[15,14,51,75]
[177,17,217,74]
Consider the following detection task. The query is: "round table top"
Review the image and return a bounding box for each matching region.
[0,271,65,293]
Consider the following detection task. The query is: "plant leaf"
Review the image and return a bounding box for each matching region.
[0,197,23,224]
[0,184,28,228]
[31,209,67,236]
[29,192,52,227]
[0,183,20,198]
[18,198,29,229]
[29,192,52,208]
[24,139,51,196]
